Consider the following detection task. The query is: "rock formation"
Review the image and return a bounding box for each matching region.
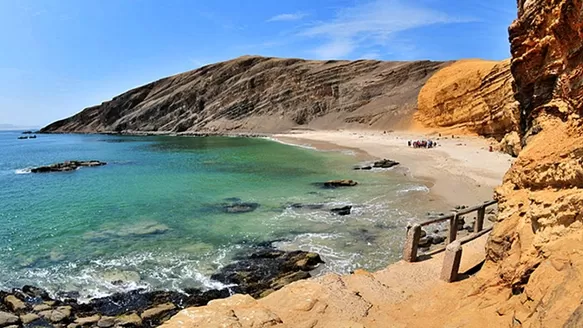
[41,57,448,134]
[416,59,520,140]
[480,0,583,325]
[30,161,107,173]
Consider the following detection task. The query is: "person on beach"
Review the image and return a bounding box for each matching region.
[408,140,411,147]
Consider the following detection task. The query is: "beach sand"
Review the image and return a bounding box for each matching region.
[274,130,514,208]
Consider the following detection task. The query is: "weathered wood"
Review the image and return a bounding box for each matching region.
[403,224,422,262]
[448,214,458,244]
[474,206,486,233]
[440,241,463,282]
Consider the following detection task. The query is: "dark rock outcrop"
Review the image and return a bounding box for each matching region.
[30,161,106,173]
[319,179,358,188]
[373,159,400,168]
[330,206,352,216]
[41,56,448,134]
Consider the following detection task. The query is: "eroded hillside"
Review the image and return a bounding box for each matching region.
[41,57,448,134]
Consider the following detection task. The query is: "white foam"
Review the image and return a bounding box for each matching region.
[397,185,430,195]
[15,168,31,174]
[262,137,317,150]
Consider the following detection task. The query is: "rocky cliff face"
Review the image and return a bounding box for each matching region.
[416,59,519,139]
[481,0,583,326]
[41,57,447,134]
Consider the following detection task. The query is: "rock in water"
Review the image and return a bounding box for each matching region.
[373,159,400,168]
[330,206,352,216]
[30,161,106,173]
[211,249,324,298]
[315,179,358,189]
[222,202,260,214]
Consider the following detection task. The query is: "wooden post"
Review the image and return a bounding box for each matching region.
[448,214,458,244]
[474,206,486,233]
[403,224,421,262]
[441,241,463,282]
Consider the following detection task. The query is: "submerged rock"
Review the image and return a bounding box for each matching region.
[222,202,260,214]
[84,221,170,241]
[30,161,107,173]
[313,179,358,189]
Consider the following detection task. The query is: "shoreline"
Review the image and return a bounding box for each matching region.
[272,130,514,208]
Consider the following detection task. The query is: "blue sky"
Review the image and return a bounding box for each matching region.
[0,0,517,127]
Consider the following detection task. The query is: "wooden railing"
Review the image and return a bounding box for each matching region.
[403,200,497,263]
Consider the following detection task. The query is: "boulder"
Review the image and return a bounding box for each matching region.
[140,303,176,322]
[75,314,101,326]
[20,313,40,324]
[4,295,26,312]
[330,206,352,216]
[373,159,400,168]
[115,313,142,327]
[418,237,432,248]
[97,316,115,328]
[0,311,19,327]
[22,285,50,301]
[431,235,446,244]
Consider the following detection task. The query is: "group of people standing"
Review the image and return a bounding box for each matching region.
[408,140,437,148]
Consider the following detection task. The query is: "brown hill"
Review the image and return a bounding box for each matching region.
[415,59,519,139]
[41,57,448,134]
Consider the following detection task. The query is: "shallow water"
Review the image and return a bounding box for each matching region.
[0,131,450,299]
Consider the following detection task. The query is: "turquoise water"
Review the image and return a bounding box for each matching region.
[0,131,447,299]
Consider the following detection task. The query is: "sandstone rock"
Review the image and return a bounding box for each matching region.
[115,313,142,326]
[4,295,26,312]
[20,313,40,324]
[38,306,72,323]
[499,131,521,157]
[97,316,115,328]
[0,311,19,327]
[140,303,176,321]
[75,314,101,326]
[32,304,51,312]
[416,59,519,139]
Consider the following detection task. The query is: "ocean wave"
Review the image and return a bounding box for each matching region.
[397,185,430,194]
[2,249,237,302]
[262,137,317,150]
[15,168,31,174]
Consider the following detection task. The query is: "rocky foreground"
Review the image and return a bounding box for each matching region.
[0,248,323,328]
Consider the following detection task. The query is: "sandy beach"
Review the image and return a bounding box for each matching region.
[274,130,514,208]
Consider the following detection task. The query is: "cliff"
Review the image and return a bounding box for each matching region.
[483,0,583,325]
[41,57,448,134]
[416,59,519,139]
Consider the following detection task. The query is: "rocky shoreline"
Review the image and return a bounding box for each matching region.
[0,247,323,328]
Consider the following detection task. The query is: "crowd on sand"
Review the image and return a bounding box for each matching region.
[408,139,438,148]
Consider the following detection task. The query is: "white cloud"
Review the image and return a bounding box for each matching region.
[299,0,474,59]
[267,12,307,22]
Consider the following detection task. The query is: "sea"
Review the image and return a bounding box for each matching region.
[0,130,450,300]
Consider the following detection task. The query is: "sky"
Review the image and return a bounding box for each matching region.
[0,0,517,127]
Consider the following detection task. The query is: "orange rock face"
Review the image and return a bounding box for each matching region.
[483,0,583,326]
[416,59,519,139]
